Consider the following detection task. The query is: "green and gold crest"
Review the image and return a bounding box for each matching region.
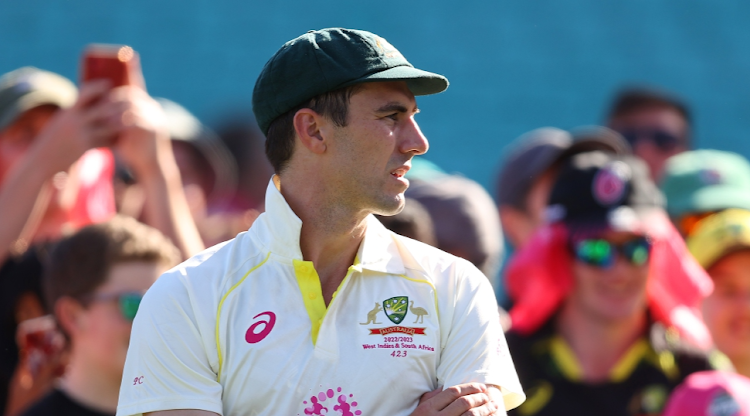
[383,296,408,324]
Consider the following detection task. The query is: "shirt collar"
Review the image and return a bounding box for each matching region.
[255,177,405,275]
[255,176,304,260]
[356,215,405,275]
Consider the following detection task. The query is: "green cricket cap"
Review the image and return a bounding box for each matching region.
[661,149,750,219]
[252,28,449,135]
[0,67,77,131]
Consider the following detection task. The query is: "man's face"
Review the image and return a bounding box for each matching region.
[608,106,688,181]
[325,81,428,216]
[75,261,165,380]
[0,105,58,183]
[567,231,650,322]
[704,250,750,364]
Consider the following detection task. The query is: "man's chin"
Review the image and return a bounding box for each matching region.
[371,195,406,217]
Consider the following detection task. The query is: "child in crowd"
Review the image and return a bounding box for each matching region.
[18,216,179,416]
[687,209,750,378]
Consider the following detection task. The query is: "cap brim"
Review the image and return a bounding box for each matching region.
[668,185,750,218]
[344,65,449,96]
[687,209,750,268]
[0,90,76,131]
[564,206,655,236]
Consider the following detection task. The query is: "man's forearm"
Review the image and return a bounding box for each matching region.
[137,147,204,259]
[0,150,58,263]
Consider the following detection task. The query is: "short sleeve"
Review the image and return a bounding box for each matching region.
[116,271,224,416]
[436,260,526,411]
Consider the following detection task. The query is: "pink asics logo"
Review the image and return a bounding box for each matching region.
[245,311,276,344]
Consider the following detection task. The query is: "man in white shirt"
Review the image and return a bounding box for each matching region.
[117,28,525,416]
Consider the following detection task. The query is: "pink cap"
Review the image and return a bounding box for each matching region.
[663,371,750,416]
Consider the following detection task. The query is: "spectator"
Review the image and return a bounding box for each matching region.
[214,119,273,212]
[606,86,691,181]
[406,160,503,286]
[18,215,180,416]
[153,98,253,246]
[687,209,750,377]
[155,98,238,211]
[505,151,715,415]
[0,67,202,415]
[662,371,750,416]
[661,150,750,237]
[497,126,629,249]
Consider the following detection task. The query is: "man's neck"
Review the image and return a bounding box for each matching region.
[60,348,121,413]
[555,302,647,383]
[279,174,368,305]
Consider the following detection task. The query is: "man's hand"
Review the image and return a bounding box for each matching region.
[108,85,171,178]
[32,80,126,174]
[104,85,205,258]
[410,383,501,416]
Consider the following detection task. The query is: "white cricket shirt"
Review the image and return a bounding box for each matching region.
[117,177,525,416]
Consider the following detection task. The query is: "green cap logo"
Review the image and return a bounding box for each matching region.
[383,296,408,325]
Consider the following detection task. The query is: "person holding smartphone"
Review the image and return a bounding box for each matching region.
[504,151,717,416]
[18,215,180,416]
[0,61,203,415]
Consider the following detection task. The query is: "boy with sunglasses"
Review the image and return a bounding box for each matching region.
[19,215,180,416]
[504,151,716,416]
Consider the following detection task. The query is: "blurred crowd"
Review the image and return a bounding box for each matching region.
[0,61,749,416]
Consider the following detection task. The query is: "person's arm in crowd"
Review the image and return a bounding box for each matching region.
[0,82,121,265]
[110,86,204,259]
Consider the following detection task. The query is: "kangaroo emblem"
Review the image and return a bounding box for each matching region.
[360,303,383,325]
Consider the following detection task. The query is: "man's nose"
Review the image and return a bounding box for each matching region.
[399,117,429,156]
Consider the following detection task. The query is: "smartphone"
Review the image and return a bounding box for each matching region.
[16,315,65,377]
[80,44,144,89]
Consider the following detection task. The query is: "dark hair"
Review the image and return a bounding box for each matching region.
[265,84,363,173]
[607,87,691,127]
[44,215,180,310]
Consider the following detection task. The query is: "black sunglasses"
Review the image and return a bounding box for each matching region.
[617,128,686,152]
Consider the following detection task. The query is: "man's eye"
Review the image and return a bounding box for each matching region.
[386,113,399,121]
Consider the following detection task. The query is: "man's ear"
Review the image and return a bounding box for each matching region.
[55,296,85,337]
[293,108,328,155]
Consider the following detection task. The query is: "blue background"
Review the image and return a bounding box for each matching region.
[2,0,750,193]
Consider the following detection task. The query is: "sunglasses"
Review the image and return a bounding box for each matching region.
[86,292,143,321]
[571,237,652,268]
[617,129,685,152]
